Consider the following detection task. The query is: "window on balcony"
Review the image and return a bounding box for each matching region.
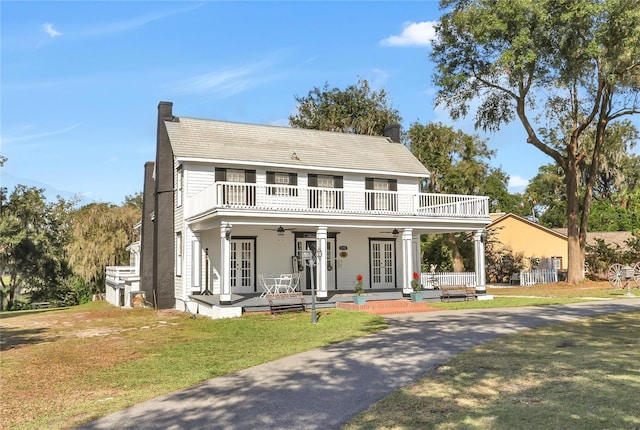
[365,178,398,211]
[266,171,298,196]
[308,174,343,209]
[215,168,256,206]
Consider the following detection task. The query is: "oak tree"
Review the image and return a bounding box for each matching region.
[289,78,402,135]
[431,0,640,282]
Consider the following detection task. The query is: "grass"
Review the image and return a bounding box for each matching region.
[0,302,387,430]
[425,281,638,310]
[0,282,637,429]
[344,311,640,430]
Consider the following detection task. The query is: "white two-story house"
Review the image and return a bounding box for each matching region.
[132,101,491,318]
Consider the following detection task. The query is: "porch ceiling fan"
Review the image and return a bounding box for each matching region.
[379,228,400,237]
[264,226,296,236]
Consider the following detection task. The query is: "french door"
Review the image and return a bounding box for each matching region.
[230,238,255,291]
[370,240,395,288]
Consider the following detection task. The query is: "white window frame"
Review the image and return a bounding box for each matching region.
[175,232,183,277]
[176,166,183,207]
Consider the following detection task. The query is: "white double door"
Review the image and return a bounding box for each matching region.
[370,240,396,288]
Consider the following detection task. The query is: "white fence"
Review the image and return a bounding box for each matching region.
[519,269,558,286]
[421,272,477,289]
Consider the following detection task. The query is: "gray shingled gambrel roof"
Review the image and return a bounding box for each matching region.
[165,117,430,177]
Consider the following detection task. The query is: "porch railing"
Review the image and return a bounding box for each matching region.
[105,266,138,288]
[186,182,489,219]
[519,269,558,286]
[421,272,477,289]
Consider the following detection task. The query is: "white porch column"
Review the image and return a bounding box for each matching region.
[220,222,232,304]
[316,226,328,299]
[402,228,414,295]
[473,229,487,292]
[412,234,421,278]
[187,233,201,300]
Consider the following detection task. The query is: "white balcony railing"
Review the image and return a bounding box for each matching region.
[186,182,489,219]
[105,266,138,288]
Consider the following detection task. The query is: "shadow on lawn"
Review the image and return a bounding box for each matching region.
[0,326,51,351]
[76,300,640,430]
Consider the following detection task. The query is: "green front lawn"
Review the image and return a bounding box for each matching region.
[0,302,386,429]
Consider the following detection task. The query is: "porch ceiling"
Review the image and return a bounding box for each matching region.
[187,211,490,234]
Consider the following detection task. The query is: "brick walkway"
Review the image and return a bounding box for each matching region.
[336,299,441,315]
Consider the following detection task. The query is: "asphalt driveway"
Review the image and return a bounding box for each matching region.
[78,298,640,430]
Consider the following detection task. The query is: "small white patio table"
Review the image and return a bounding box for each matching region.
[260,274,298,296]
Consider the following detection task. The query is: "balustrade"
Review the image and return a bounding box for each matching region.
[185,182,489,219]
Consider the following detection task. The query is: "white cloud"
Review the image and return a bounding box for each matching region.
[370,68,391,89]
[42,23,62,38]
[81,3,202,37]
[0,123,81,146]
[508,175,530,189]
[170,54,285,98]
[380,21,437,47]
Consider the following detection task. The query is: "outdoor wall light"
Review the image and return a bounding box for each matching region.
[277,226,285,236]
[223,224,232,240]
[392,229,399,238]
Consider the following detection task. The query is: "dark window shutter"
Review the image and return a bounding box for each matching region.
[334,176,343,188]
[289,173,298,197]
[308,174,317,187]
[215,168,226,181]
[246,170,256,205]
[365,177,374,190]
[389,179,397,191]
[266,171,275,184]
[266,171,275,195]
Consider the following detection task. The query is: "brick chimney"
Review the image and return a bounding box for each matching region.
[139,161,155,303]
[153,101,176,309]
[383,124,401,143]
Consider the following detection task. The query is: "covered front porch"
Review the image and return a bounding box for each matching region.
[178,188,491,317]
[187,288,448,316]
[182,220,488,306]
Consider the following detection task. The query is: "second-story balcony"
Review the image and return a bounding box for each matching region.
[186,182,489,220]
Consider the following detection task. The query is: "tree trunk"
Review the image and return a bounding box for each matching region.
[445,233,465,272]
[7,287,16,311]
[565,149,585,284]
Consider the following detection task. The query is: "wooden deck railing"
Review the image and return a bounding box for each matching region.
[186,183,489,219]
[105,266,138,288]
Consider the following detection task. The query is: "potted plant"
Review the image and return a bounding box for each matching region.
[410,272,424,302]
[353,274,367,305]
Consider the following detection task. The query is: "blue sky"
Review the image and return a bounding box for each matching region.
[2,1,626,206]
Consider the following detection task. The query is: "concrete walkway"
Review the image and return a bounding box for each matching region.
[78,298,640,430]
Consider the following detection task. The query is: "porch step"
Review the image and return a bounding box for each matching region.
[336,299,441,315]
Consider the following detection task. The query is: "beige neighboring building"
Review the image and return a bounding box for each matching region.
[488,213,567,270]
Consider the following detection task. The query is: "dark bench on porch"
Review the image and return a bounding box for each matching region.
[440,285,476,302]
[265,292,306,315]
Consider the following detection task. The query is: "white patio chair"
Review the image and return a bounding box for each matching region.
[289,273,301,292]
[277,274,293,293]
[259,274,276,297]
